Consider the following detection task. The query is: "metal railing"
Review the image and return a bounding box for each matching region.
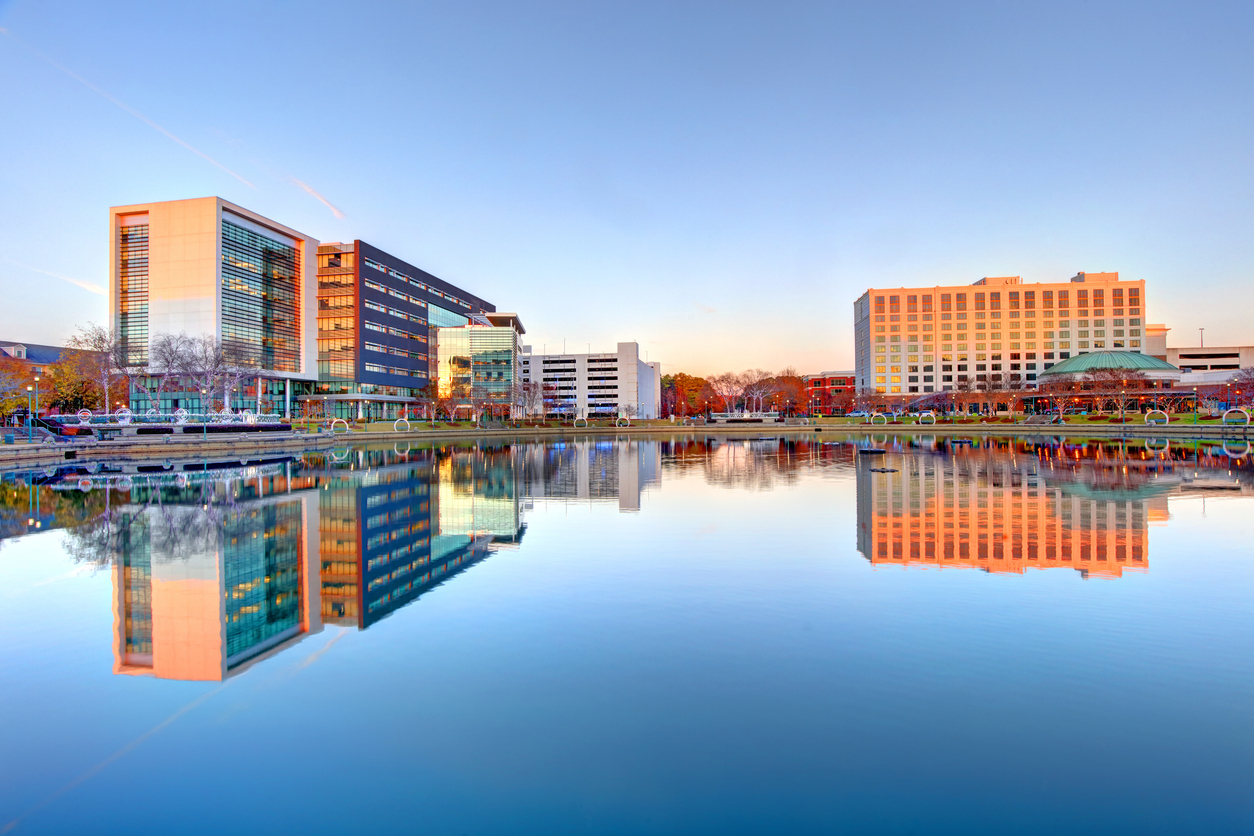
[48,408,287,427]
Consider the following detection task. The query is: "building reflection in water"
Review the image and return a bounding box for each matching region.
[0,434,1246,681]
[852,439,1204,578]
[109,470,322,681]
[520,439,660,512]
[317,444,532,629]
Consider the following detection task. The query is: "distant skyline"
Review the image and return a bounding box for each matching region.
[1,1,1251,375]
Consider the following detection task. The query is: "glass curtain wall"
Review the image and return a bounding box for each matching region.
[118,222,150,366]
[221,220,302,373]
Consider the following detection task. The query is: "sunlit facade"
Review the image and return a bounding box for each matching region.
[312,241,495,420]
[111,493,322,680]
[856,449,1153,578]
[519,342,662,419]
[108,197,319,414]
[854,272,1147,396]
[434,314,525,416]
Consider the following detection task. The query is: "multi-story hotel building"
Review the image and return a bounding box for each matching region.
[854,272,1147,396]
[108,197,319,414]
[313,240,495,420]
[518,342,662,419]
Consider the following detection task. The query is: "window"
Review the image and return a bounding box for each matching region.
[221,219,301,373]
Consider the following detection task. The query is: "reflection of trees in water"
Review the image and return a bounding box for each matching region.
[0,482,110,548]
[62,482,242,568]
[659,439,848,490]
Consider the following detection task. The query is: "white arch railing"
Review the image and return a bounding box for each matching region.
[1222,408,1250,426]
[918,411,936,425]
[1144,409,1169,425]
[870,412,888,425]
[393,418,411,433]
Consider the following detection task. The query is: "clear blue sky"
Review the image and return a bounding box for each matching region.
[1,1,1251,375]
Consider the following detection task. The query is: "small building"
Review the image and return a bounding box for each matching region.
[803,370,855,415]
[519,342,661,419]
[0,341,67,379]
[1031,350,1189,412]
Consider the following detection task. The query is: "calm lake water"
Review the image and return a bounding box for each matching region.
[1,434,1252,834]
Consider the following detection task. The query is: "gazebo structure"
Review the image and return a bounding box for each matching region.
[1031,351,1195,415]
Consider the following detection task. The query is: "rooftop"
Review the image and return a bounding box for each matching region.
[1038,351,1179,377]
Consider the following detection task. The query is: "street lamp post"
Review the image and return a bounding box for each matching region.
[201,389,208,441]
[33,376,39,426]
[25,385,33,442]
[1193,387,1198,423]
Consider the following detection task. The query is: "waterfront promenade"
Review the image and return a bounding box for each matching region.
[0,415,1247,471]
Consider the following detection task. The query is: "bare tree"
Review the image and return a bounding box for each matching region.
[706,373,743,413]
[1233,367,1254,407]
[67,323,123,413]
[178,334,228,412]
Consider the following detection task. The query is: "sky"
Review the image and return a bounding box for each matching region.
[0,1,1251,376]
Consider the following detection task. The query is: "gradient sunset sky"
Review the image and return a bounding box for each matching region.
[1,1,1251,374]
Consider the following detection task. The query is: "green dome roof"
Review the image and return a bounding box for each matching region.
[1039,350,1179,376]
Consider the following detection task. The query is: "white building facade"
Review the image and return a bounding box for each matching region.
[520,341,661,419]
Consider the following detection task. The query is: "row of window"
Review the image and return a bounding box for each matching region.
[874,288,1141,314]
[363,320,428,343]
[363,341,426,360]
[363,256,472,310]
[364,362,427,378]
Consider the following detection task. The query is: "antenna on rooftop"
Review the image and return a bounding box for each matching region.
[1199,328,1205,348]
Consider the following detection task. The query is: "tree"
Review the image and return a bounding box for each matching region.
[177,334,228,412]
[1230,367,1254,407]
[772,368,806,414]
[46,349,107,413]
[0,354,32,419]
[66,323,122,413]
[706,373,743,413]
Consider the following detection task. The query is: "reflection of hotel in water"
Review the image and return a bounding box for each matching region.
[856,451,1152,578]
[114,490,322,680]
[519,439,660,512]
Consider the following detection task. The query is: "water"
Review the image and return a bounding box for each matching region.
[1,435,1251,834]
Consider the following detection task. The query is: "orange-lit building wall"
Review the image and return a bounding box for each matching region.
[856,454,1149,578]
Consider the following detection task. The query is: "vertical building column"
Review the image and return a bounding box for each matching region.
[284,379,291,418]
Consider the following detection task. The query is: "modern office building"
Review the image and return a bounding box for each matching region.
[434,313,526,416]
[803,370,855,415]
[312,240,496,420]
[108,197,319,414]
[854,272,1147,396]
[519,342,661,419]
